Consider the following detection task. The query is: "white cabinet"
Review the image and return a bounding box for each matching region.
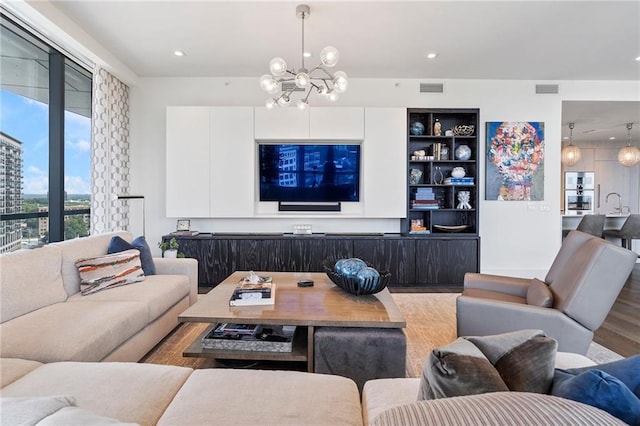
[166,107,255,218]
[310,108,364,140]
[363,108,407,217]
[254,107,364,140]
[210,107,255,217]
[254,108,308,140]
[166,107,211,217]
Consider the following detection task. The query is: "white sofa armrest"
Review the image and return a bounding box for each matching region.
[154,258,198,305]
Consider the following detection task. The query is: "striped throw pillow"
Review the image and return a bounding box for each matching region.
[76,249,145,295]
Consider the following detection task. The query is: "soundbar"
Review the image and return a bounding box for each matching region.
[278,202,341,212]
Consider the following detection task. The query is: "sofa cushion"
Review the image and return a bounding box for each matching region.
[67,274,190,321]
[0,396,137,425]
[1,362,192,426]
[0,245,67,323]
[526,278,553,307]
[53,231,132,297]
[108,235,156,275]
[0,358,43,388]
[76,249,145,295]
[157,369,362,426]
[372,392,626,426]
[0,301,147,362]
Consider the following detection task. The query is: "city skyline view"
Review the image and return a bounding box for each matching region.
[1,89,91,196]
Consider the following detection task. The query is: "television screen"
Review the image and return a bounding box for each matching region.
[258,144,361,202]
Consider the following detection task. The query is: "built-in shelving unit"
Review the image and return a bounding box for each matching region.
[403,108,480,237]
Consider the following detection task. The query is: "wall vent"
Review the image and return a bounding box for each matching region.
[420,83,444,93]
[281,82,305,92]
[535,84,559,94]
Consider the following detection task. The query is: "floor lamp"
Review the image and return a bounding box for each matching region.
[116,195,145,236]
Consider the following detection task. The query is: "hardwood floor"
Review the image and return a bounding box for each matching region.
[594,262,640,357]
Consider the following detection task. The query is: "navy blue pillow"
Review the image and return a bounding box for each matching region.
[552,369,640,425]
[563,355,640,398]
[108,235,156,275]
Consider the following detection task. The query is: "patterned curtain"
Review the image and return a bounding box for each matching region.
[90,68,131,234]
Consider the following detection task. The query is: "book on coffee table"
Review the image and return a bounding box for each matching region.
[229,283,276,306]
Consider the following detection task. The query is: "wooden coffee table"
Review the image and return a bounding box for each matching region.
[178,271,406,372]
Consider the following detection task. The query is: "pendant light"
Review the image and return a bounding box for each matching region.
[561,122,581,167]
[618,123,640,167]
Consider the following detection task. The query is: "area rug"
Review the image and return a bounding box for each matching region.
[142,293,623,377]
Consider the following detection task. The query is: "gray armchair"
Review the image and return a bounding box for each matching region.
[456,230,637,354]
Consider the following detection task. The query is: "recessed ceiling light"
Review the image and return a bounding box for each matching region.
[563,136,569,140]
[609,136,616,140]
[426,52,438,59]
[173,50,186,57]
[303,52,312,58]
[636,56,640,61]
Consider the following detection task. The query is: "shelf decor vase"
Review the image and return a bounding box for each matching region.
[455,145,472,160]
[410,122,425,135]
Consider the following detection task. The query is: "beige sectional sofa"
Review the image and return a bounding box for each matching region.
[1,353,624,425]
[0,231,198,363]
[0,233,627,425]
[1,359,363,425]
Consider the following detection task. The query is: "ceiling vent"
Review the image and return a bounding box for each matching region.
[281,82,305,92]
[535,84,559,94]
[420,83,444,93]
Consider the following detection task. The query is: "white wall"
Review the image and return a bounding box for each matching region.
[129,77,639,276]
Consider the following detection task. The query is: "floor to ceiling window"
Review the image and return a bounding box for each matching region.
[0,13,92,252]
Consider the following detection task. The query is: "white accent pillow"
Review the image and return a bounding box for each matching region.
[76,249,144,295]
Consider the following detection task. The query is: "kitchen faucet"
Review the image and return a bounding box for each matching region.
[605,192,622,214]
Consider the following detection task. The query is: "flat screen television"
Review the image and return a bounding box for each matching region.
[258,143,361,203]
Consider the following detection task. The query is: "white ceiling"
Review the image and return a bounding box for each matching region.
[48,0,640,81]
[7,1,640,144]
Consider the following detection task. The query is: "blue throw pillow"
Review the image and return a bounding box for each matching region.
[552,369,640,425]
[563,355,640,398]
[108,235,156,275]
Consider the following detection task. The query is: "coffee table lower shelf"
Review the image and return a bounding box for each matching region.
[183,324,309,367]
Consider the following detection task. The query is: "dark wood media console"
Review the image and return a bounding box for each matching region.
[162,233,479,291]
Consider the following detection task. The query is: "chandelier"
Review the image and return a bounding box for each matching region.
[618,123,640,167]
[561,122,581,167]
[259,4,348,110]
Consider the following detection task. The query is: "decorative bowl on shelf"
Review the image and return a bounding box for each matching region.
[323,259,390,296]
[410,122,425,136]
[434,224,469,233]
[453,125,475,136]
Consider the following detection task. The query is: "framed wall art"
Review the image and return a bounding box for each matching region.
[485,121,545,201]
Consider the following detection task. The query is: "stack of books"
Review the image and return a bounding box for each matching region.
[409,219,430,234]
[411,187,439,210]
[229,281,276,306]
[444,177,475,185]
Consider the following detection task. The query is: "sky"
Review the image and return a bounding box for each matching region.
[0,89,91,195]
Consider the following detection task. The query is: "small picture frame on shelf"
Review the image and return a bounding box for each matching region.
[176,219,190,232]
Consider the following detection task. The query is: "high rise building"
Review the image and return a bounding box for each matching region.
[0,132,23,253]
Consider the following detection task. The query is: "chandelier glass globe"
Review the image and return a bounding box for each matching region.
[269,58,287,77]
[320,46,339,67]
[294,71,310,88]
[259,74,279,94]
[333,71,348,93]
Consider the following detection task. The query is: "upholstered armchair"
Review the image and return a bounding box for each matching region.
[457,230,637,354]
